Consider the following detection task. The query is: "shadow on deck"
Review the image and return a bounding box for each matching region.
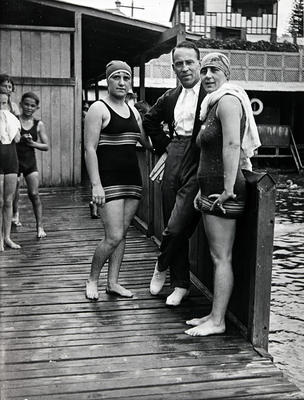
[0,187,302,400]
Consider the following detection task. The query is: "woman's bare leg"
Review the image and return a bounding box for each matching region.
[3,174,20,249]
[85,199,125,300]
[25,172,46,238]
[12,177,22,226]
[106,198,140,297]
[185,214,236,336]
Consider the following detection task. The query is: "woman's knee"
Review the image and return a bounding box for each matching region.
[3,194,14,207]
[105,231,124,248]
[28,191,40,203]
[210,247,233,268]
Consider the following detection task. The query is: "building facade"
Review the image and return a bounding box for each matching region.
[170,0,278,42]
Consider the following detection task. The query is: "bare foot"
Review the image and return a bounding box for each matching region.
[186,315,210,326]
[4,238,21,249]
[85,280,99,300]
[185,318,225,337]
[106,283,133,298]
[37,227,47,238]
[0,240,4,252]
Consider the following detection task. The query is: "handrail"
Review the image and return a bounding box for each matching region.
[134,49,304,87]
[289,127,304,170]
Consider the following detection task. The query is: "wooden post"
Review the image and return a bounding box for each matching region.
[139,54,145,101]
[204,0,207,37]
[94,78,99,100]
[246,172,276,351]
[189,0,193,32]
[73,11,82,185]
[299,48,303,82]
[176,25,186,44]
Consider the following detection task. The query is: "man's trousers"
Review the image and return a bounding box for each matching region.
[158,136,201,289]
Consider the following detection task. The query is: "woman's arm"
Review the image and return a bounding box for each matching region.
[210,95,242,211]
[84,101,106,206]
[220,95,242,194]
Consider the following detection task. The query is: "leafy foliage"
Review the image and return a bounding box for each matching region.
[289,0,304,37]
[196,38,299,52]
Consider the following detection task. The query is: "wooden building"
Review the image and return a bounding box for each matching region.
[170,0,278,41]
[0,0,190,186]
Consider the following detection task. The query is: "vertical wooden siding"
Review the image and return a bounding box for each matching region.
[0,28,71,78]
[0,27,77,186]
[11,84,74,186]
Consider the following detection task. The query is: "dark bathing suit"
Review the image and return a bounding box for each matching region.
[196,97,247,219]
[16,118,39,177]
[0,142,18,174]
[96,100,142,203]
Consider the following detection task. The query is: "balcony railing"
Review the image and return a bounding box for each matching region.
[134,49,304,90]
[178,11,277,36]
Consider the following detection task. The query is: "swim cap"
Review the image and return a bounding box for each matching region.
[106,60,132,80]
[201,52,230,79]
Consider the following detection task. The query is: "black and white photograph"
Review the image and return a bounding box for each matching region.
[0,0,303,398]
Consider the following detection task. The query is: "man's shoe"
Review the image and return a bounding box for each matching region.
[166,287,190,306]
[150,263,167,295]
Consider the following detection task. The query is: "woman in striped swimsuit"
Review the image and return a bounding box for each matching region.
[85,60,151,300]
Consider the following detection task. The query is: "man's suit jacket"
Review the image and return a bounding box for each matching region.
[143,82,206,156]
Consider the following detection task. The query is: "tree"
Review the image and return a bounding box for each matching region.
[289,0,304,43]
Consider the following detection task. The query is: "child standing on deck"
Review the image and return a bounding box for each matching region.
[0,87,21,251]
[14,92,48,238]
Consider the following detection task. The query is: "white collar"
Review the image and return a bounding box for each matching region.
[181,80,201,96]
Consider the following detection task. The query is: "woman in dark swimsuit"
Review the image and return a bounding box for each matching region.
[185,53,259,337]
[85,60,151,300]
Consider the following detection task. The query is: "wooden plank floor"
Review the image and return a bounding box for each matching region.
[0,187,302,400]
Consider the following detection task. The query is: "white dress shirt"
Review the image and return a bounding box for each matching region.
[174,81,201,137]
[0,110,20,144]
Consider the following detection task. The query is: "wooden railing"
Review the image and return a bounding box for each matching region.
[253,125,304,171]
[134,49,304,90]
[136,148,276,352]
[178,11,277,35]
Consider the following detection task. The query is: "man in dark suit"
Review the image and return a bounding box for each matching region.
[143,40,206,306]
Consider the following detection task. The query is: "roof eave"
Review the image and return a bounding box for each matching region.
[25,0,169,33]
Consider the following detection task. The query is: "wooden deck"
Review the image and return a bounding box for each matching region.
[0,187,302,400]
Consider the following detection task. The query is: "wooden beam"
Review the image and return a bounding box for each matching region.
[0,24,75,32]
[73,11,82,185]
[141,24,186,61]
[26,0,167,33]
[11,77,75,86]
[152,24,186,48]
